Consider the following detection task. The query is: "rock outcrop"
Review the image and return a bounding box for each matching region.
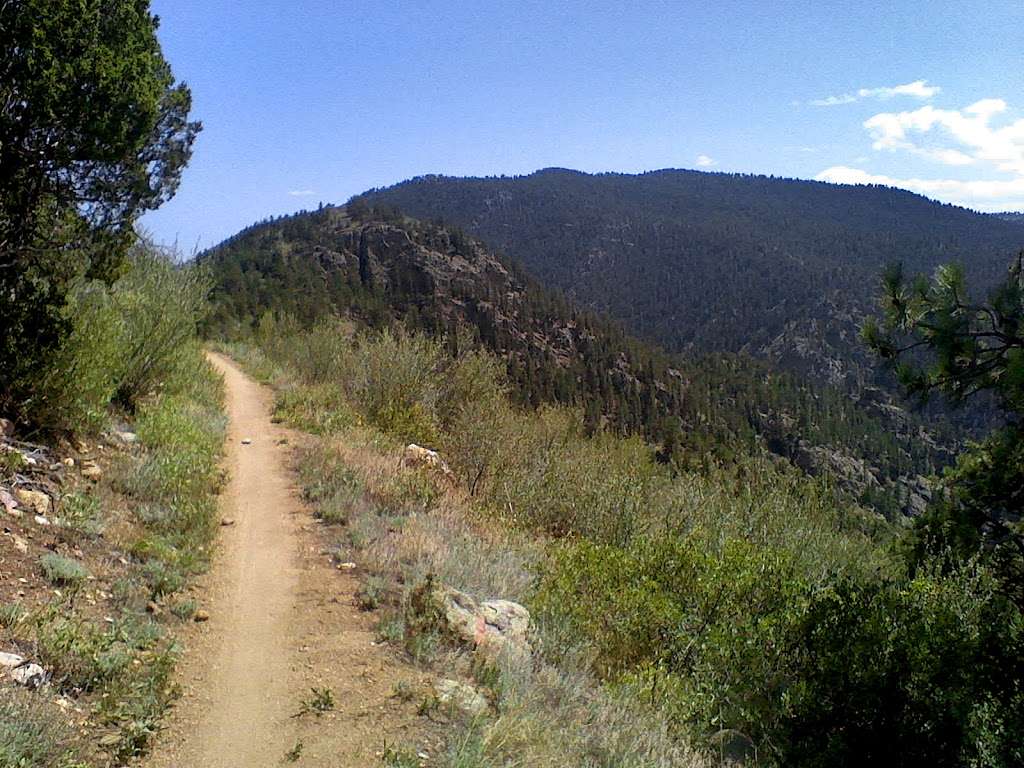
[435,586,530,661]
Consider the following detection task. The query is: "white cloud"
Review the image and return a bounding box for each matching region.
[816,93,1024,211]
[863,99,1023,173]
[288,189,316,197]
[814,165,1024,211]
[809,79,940,107]
[696,154,716,167]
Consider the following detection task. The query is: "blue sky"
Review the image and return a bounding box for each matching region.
[144,0,1024,251]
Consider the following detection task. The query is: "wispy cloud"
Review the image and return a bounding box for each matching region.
[808,79,940,107]
[696,154,716,167]
[288,189,317,197]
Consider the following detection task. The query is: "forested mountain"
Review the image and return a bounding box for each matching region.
[201,205,955,515]
[360,170,1024,424]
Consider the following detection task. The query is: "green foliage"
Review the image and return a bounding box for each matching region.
[295,687,335,717]
[0,689,85,768]
[39,553,90,587]
[19,244,213,433]
[0,0,199,422]
[779,564,1024,768]
[58,491,105,537]
[866,256,1024,604]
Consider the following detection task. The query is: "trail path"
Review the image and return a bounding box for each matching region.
[145,353,433,768]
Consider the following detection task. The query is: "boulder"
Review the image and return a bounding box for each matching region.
[0,652,47,689]
[403,444,453,478]
[436,587,530,660]
[15,488,51,517]
[433,678,489,717]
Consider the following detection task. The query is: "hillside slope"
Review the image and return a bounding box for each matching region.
[201,207,953,515]
[361,169,1024,407]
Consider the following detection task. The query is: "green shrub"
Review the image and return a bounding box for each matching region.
[58,491,104,536]
[0,689,85,768]
[776,563,1024,768]
[536,535,809,747]
[109,245,212,409]
[39,553,90,587]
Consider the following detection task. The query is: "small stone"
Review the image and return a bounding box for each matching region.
[193,609,210,622]
[2,489,22,518]
[10,662,46,688]
[34,514,50,526]
[0,418,13,436]
[0,651,25,668]
[98,733,122,748]
[220,518,235,527]
[80,461,102,481]
[62,457,75,467]
[337,561,357,570]
[11,535,28,554]
[241,438,252,445]
[113,430,138,444]
[15,489,51,517]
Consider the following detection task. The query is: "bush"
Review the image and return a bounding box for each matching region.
[15,243,212,434]
[39,553,90,587]
[777,563,1024,768]
[0,689,85,768]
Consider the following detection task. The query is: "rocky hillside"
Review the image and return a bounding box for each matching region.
[201,206,955,516]
[360,169,1024,433]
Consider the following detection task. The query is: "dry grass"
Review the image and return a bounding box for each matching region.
[292,428,711,768]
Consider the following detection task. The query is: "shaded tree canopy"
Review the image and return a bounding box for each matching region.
[0,0,200,418]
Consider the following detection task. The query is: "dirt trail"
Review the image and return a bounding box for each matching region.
[145,353,433,768]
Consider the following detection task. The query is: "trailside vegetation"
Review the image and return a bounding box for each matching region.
[0,0,200,428]
[222,318,1023,767]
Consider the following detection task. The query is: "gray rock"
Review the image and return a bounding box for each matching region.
[0,652,47,689]
[10,662,46,688]
[437,587,530,660]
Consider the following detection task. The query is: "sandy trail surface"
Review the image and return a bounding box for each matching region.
[145,353,433,768]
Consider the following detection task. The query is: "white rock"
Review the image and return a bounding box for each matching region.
[436,587,531,660]
[0,652,25,668]
[33,514,50,526]
[113,430,138,444]
[0,652,46,689]
[433,679,489,717]
[241,438,252,445]
[403,444,453,477]
[10,662,46,688]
